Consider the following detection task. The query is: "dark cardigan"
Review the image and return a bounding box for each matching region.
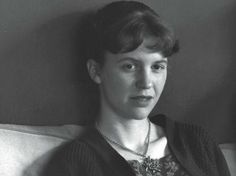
[42,115,230,176]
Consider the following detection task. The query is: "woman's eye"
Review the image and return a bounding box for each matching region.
[151,64,166,72]
[122,63,136,71]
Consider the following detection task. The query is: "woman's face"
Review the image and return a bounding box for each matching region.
[93,38,167,120]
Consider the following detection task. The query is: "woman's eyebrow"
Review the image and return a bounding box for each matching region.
[117,57,168,64]
[154,60,168,64]
[117,57,138,63]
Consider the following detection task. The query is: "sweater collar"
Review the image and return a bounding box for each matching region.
[81,115,206,176]
[80,126,136,176]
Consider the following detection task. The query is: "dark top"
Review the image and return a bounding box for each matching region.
[42,115,230,176]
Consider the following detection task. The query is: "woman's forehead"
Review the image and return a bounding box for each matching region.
[104,47,166,63]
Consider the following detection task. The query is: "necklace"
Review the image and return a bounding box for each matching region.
[96,119,151,158]
[96,119,162,174]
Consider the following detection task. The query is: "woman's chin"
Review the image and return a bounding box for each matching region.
[126,109,152,120]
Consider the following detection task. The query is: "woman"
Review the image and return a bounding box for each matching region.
[43,1,230,176]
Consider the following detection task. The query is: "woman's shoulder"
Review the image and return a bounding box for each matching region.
[45,137,94,168]
[170,117,218,146]
[150,114,216,144]
[41,133,101,176]
[60,128,101,160]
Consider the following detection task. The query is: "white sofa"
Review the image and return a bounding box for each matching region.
[0,124,235,176]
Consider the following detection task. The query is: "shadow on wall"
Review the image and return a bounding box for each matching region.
[183,4,236,143]
[0,11,99,125]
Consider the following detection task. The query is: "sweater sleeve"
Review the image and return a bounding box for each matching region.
[198,126,231,176]
[41,144,73,176]
[41,140,104,176]
[179,122,231,176]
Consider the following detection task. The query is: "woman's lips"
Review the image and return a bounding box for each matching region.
[130,96,154,107]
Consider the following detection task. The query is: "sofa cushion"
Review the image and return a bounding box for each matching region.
[0,124,83,176]
[220,143,236,176]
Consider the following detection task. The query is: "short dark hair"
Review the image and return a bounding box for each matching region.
[84,1,179,64]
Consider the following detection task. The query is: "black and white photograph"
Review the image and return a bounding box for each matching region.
[0,0,235,176]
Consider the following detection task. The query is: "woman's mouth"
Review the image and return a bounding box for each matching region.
[130,96,154,107]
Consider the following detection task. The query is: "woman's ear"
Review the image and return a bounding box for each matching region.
[87,59,102,84]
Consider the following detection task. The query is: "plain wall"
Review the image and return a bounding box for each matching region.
[0,0,235,143]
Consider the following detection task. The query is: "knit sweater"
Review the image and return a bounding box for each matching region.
[42,115,230,176]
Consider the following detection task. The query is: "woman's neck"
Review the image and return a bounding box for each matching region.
[96,114,150,150]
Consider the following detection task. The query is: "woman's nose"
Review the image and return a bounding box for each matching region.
[135,69,153,89]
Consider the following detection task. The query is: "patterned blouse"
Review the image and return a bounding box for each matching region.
[128,153,190,176]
